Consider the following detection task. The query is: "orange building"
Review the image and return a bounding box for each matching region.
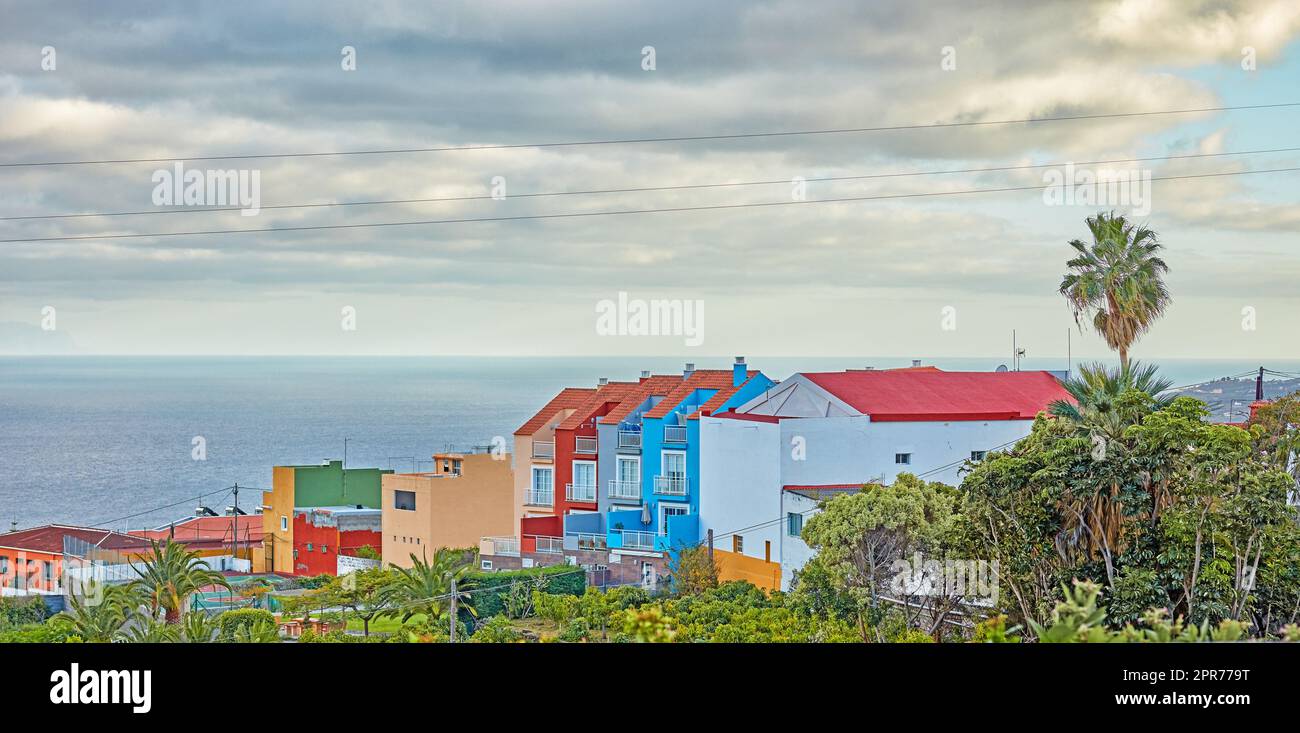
[383,450,514,569]
[130,513,264,565]
[0,525,151,596]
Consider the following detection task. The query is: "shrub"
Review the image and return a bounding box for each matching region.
[216,608,277,642]
[466,565,586,618]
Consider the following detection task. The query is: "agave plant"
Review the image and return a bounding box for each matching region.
[232,617,280,643]
[120,616,180,643]
[130,539,231,624]
[179,611,221,643]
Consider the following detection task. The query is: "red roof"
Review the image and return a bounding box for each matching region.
[0,525,151,554]
[514,387,598,435]
[802,370,1068,421]
[131,515,265,545]
[598,375,684,425]
[556,381,642,430]
[644,369,752,419]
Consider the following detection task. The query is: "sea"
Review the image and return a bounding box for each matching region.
[2,355,1297,531]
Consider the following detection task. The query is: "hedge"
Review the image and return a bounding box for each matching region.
[466,565,586,619]
[216,608,276,641]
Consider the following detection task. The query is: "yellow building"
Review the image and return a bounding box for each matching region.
[382,451,514,569]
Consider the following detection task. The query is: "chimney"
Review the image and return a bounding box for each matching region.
[640,370,651,382]
[864,366,874,370]
[733,356,747,386]
[598,377,609,386]
[911,359,922,368]
[683,362,695,377]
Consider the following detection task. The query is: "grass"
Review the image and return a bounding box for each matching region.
[344,613,427,634]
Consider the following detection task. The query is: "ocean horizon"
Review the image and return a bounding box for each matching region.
[3,354,1297,531]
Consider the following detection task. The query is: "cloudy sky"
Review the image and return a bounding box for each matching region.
[1,0,1298,360]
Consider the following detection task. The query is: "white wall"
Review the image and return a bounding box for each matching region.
[779,491,819,591]
[698,417,782,564]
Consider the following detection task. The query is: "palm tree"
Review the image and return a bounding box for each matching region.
[120,616,180,643]
[380,549,476,623]
[130,539,230,624]
[232,617,280,643]
[1059,212,1170,368]
[179,611,221,643]
[54,581,141,642]
[1049,361,1174,439]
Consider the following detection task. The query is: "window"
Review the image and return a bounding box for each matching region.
[452,459,462,475]
[573,461,596,488]
[281,516,288,532]
[43,561,53,583]
[660,503,690,534]
[306,543,314,552]
[394,490,416,511]
[765,541,771,563]
[481,559,493,571]
[787,512,803,537]
[662,451,686,477]
[293,549,299,560]
[895,453,912,465]
[971,450,987,461]
[322,545,329,554]
[733,535,744,554]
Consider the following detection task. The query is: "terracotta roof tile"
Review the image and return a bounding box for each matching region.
[645,369,755,419]
[598,375,683,425]
[131,515,266,543]
[0,525,151,554]
[555,382,642,430]
[514,387,598,435]
[686,372,762,419]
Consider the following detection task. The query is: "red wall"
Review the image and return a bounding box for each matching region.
[292,517,382,576]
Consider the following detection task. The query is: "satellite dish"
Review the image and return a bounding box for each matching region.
[995,364,1009,372]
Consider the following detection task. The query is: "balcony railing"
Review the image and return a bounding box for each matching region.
[617,430,642,449]
[566,482,597,503]
[533,535,563,554]
[481,536,520,557]
[569,532,608,551]
[532,441,555,459]
[664,425,688,443]
[654,475,689,496]
[524,488,554,506]
[575,436,598,454]
[608,480,641,501]
[615,529,658,551]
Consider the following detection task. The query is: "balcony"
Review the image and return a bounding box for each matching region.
[612,529,658,551]
[533,535,563,555]
[617,430,642,450]
[663,425,688,443]
[524,489,554,507]
[566,482,597,503]
[575,436,598,454]
[608,480,641,502]
[480,536,520,557]
[532,441,555,460]
[654,475,689,496]
[568,532,608,552]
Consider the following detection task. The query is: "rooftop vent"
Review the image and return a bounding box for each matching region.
[598,377,609,386]
[640,370,651,380]
[912,359,922,367]
[684,362,696,376]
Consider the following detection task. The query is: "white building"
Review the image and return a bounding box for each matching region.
[698,368,1069,590]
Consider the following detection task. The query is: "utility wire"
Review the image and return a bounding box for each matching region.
[6,145,1296,222]
[90,488,234,530]
[4,165,1296,245]
[3,101,1296,168]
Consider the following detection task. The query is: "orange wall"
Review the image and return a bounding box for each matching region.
[261,466,296,573]
[713,548,781,592]
[383,453,514,569]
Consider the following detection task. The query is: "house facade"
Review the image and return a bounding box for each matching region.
[698,368,1070,590]
[385,450,514,569]
[0,525,150,598]
[258,460,391,574]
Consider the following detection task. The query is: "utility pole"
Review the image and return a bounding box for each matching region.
[231,483,239,570]
[449,579,458,643]
[1257,366,1265,402]
[707,528,714,562]
[342,438,350,501]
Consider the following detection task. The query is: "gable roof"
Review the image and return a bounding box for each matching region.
[514,387,598,435]
[556,381,642,430]
[801,370,1068,421]
[599,375,684,425]
[0,524,152,554]
[644,369,752,419]
[688,373,764,420]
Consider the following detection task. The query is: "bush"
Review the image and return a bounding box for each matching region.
[466,565,586,618]
[0,596,50,627]
[471,615,523,643]
[0,623,79,643]
[216,608,277,642]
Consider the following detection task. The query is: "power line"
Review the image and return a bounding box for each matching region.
[4,101,1296,169]
[90,488,234,530]
[7,145,1297,223]
[4,165,1296,245]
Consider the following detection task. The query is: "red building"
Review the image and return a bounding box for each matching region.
[291,506,382,576]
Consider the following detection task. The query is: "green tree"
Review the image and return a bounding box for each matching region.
[130,539,230,624]
[1048,361,1172,439]
[1059,211,1170,369]
[53,581,141,642]
[318,567,394,636]
[380,549,476,623]
[668,544,718,596]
